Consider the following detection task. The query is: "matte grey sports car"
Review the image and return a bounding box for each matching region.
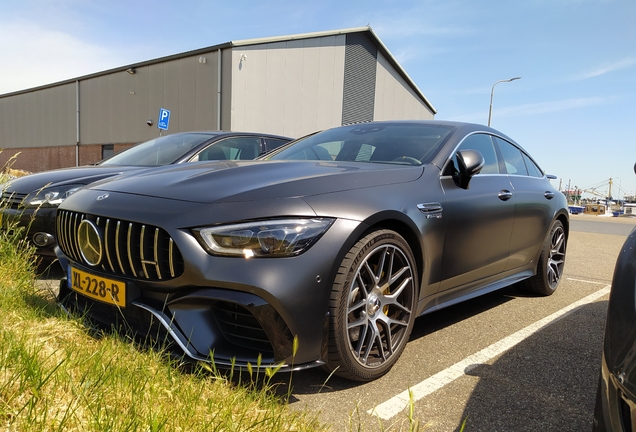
[0,131,290,259]
[55,121,569,381]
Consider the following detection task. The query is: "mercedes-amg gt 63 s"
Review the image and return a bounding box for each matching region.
[55,121,568,382]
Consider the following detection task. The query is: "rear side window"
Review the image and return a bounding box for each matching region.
[522,153,544,177]
[495,138,528,175]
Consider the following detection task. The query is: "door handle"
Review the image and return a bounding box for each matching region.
[498,190,513,201]
[544,191,555,199]
[417,202,443,219]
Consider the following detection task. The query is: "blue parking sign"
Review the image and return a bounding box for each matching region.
[157,108,170,130]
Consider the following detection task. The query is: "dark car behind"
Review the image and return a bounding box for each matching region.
[0,131,291,259]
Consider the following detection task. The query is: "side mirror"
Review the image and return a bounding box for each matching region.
[454,149,485,189]
[633,162,636,175]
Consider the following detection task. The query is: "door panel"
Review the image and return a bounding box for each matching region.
[439,174,515,290]
[493,137,555,271]
[505,175,554,270]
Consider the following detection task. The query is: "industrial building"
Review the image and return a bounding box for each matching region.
[0,27,436,173]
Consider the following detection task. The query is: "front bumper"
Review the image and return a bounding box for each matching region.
[1,206,58,258]
[58,273,326,371]
[56,216,363,371]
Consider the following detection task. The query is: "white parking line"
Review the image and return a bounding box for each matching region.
[566,277,610,285]
[367,284,611,420]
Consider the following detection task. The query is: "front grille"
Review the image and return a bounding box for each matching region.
[211,301,274,354]
[57,210,184,281]
[1,191,27,209]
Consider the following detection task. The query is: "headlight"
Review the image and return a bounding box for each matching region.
[24,184,84,208]
[194,218,335,257]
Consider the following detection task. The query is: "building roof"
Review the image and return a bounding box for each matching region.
[1,27,436,113]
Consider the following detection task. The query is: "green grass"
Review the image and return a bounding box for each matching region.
[0,188,324,431]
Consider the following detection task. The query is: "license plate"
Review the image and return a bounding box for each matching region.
[69,266,126,307]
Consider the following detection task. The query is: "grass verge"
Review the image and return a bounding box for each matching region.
[0,206,323,431]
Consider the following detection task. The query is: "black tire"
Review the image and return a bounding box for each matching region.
[325,229,418,381]
[522,219,566,296]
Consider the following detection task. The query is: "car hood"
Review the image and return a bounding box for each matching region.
[87,160,425,203]
[2,165,144,193]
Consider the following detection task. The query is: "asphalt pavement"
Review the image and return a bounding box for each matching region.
[276,214,635,431]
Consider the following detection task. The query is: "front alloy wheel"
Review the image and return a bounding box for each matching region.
[326,230,417,381]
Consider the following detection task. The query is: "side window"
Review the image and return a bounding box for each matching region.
[193,137,261,161]
[101,144,114,160]
[495,138,528,176]
[263,138,289,153]
[443,134,500,176]
[522,153,544,177]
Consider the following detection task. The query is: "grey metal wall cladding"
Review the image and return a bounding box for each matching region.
[342,33,378,125]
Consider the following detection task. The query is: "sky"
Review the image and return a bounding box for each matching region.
[1,0,635,199]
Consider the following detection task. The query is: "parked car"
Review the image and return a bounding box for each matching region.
[592,162,636,431]
[55,120,569,382]
[0,131,291,259]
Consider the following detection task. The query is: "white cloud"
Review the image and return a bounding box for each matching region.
[574,57,636,80]
[449,97,607,122]
[496,97,607,116]
[0,21,127,94]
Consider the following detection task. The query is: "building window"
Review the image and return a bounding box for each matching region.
[102,144,114,160]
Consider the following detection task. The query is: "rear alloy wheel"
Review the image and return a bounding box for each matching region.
[326,230,417,381]
[523,219,566,296]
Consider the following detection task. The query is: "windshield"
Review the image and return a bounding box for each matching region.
[100,133,217,166]
[264,123,453,165]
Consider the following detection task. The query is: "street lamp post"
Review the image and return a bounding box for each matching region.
[488,76,521,127]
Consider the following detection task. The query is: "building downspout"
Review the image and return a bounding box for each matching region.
[217,48,222,130]
[75,80,80,166]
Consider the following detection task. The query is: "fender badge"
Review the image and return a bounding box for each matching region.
[96,193,110,201]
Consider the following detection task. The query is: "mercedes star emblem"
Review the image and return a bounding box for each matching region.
[77,220,102,266]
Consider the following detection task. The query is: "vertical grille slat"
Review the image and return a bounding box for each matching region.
[115,221,126,275]
[56,211,67,254]
[104,219,115,272]
[153,228,161,280]
[71,213,82,260]
[139,225,146,278]
[127,223,137,277]
[56,210,184,281]
[169,239,175,278]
